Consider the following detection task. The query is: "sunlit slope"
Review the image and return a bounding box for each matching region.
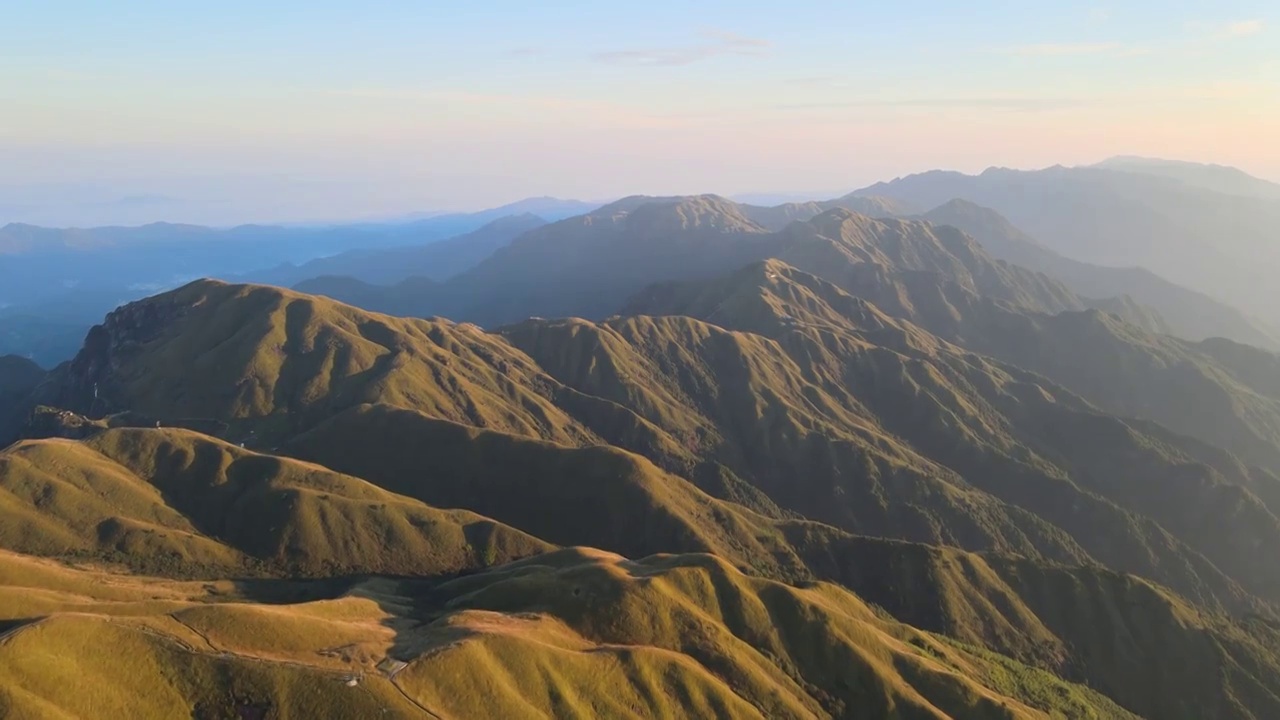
[285,402,850,583]
[0,548,1140,720]
[315,195,1159,332]
[742,211,1280,475]
[789,531,1280,720]
[623,260,1280,604]
[278,400,1280,717]
[391,549,1140,719]
[0,427,551,577]
[0,552,429,719]
[36,278,599,446]
[32,275,1279,612]
[508,289,1264,614]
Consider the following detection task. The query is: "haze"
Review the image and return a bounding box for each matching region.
[3,0,1277,225]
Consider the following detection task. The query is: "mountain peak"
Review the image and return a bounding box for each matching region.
[620,195,765,235]
[802,206,883,237]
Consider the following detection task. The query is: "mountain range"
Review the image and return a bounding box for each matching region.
[0,198,595,367]
[5,161,1280,717]
[856,160,1280,331]
[298,196,1166,334]
[919,199,1280,348]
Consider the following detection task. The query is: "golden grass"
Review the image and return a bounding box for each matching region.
[0,547,1138,719]
[0,427,552,579]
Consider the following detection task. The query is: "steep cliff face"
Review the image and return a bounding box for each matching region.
[0,355,46,446]
[37,287,198,417]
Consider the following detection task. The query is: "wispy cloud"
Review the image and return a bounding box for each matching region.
[1184,18,1266,42]
[507,47,547,57]
[777,97,1086,113]
[320,88,696,129]
[992,42,1136,57]
[1211,19,1264,40]
[1088,7,1112,23]
[592,30,770,67]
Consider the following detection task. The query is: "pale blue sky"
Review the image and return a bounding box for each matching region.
[2,1,1277,224]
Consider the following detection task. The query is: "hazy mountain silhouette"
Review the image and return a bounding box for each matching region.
[921,199,1280,348]
[855,164,1280,328]
[9,172,1280,717]
[300,195,1167,337]
[0,201,583,365]
[246,213,548,288]
[1094,156,1280,199]
[8,271,1280,716]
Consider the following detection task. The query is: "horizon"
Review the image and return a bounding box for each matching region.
[1,155,1275,230]
[4,1,1277,226]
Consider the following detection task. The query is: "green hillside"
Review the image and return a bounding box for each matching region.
[6,203,1280,717]
[0,427,551,578]
[0,547,1142,720]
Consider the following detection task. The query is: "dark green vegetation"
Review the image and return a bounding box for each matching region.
[6,191,1280,718]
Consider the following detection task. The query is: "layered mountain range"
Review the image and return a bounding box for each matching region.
[4,180,1280,718]
[856,163,1280,330]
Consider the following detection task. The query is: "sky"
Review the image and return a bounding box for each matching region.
[2,0,1278,225]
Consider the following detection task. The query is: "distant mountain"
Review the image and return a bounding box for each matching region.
[372,196,599,226]
[473,195,601,220]
[304,195,1164,335]
[11,251,1280,715]
[1094,156,1280,200]
[13,185,1280,716]
[251,213,548,287]
[738,193,916,230]
[0,313,89,368]
[0,355,44,443]
[729,190,831,205]
[921,199,1280,348]
[21,277,1278,610]
[0,200,596,365]
[855,164,1280,328]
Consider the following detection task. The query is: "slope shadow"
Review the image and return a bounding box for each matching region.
[222,570,486,718]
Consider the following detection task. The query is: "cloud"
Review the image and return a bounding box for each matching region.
[1184,19,1266,41]
[507,47,547,57]
[319,88,696,129]
[592,29,770,67]
[1088,8,1112,22]
[992,42,1130,57]
[1212,19,1264,40]
[778,97,1086,113]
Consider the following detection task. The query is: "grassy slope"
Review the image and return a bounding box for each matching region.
[282,404,1280,718]
[285,403,838,584]
[619,259,1280,612]
[13,270,1280,716]
[0,427,551,578]
[0,548,1138,720]
[756,213,1280,476]
[39,279,599,447]
[789,530,1280,719]
[27,275,1280,608]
